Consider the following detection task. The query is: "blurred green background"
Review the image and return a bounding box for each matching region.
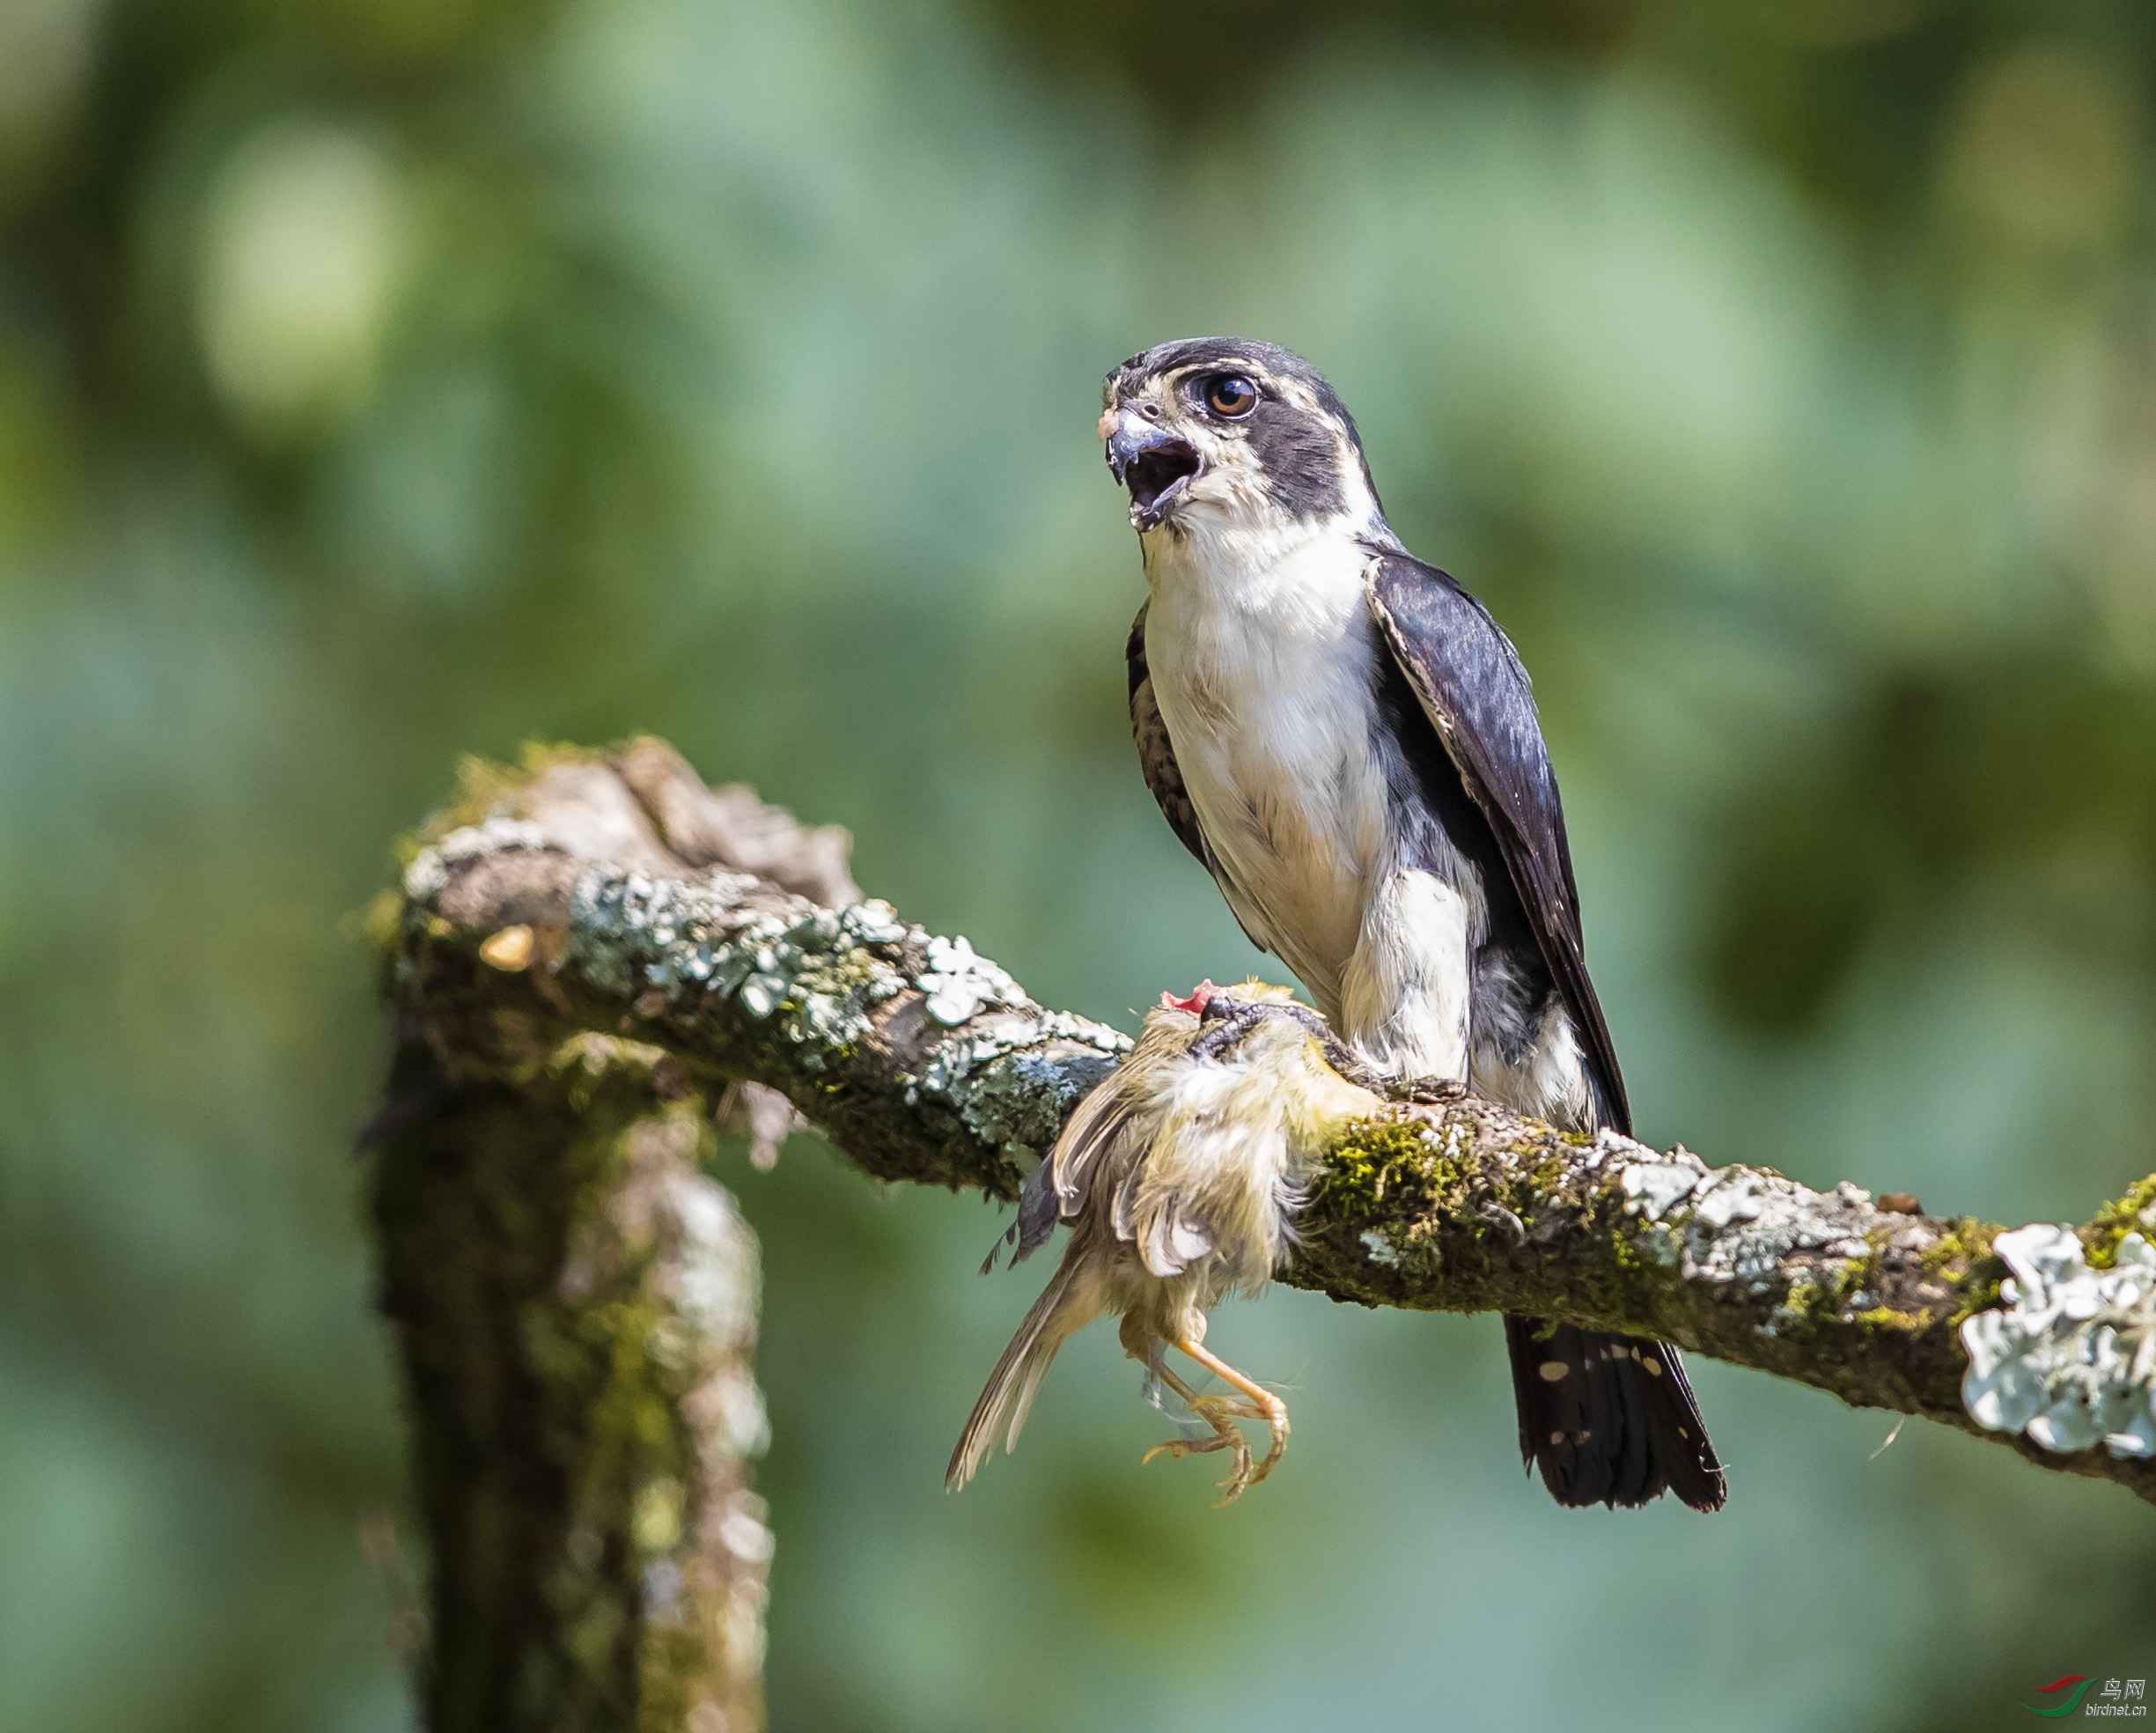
[3,0,2152,1727]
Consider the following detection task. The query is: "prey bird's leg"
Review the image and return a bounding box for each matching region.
[1142,1362,1255,1503]
[1174,1339,1291,1491]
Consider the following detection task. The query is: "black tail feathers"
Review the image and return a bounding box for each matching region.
[1503,1315,1726,1513]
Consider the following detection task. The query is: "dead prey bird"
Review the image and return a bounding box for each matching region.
[947,982,1384,1502]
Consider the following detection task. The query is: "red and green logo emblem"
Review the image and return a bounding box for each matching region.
[2024,1676,2096,1717]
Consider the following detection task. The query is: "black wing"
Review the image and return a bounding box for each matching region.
[1371,552,1722,1510]
[1365,549,1630,1135]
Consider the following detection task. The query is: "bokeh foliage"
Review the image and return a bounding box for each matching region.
[2,0,2152,1728]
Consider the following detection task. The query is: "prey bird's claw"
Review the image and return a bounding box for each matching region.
[1143,1433,1233,1465]
[1143,1412,1255,1503]
[1249,1410,1290,1486]
[1149,1341,1294,1504]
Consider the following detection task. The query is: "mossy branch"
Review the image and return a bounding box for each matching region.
[375,737,2156,1730]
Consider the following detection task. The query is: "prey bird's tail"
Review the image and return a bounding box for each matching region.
[1504,1316,1726,1513]
[946,1247,1099,1491]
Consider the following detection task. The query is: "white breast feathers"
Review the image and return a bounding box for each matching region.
[1140,520,1394,1018]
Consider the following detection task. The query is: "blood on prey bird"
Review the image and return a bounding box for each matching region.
[952,337,1725,1513]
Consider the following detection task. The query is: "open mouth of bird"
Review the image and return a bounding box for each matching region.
[1123,442,1201,528]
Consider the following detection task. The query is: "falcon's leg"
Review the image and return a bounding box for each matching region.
[1337,867,1472,1085]
[1173,1339,1291,1494]
[1141,1364,1254,1501]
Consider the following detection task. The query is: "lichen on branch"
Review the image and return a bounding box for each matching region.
[1961,1226,2156,1459]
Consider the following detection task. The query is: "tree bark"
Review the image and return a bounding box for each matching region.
[372,1041,770,1732]
[370,737,2156,1723]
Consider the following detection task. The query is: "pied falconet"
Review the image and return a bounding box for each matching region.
[1094,337,1726,1513]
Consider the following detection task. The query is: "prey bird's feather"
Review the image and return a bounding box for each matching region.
[948,1235,1106,1490]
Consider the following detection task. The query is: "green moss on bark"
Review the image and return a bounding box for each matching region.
[2087,1175,2156,1269]
[372,1036,768,1733]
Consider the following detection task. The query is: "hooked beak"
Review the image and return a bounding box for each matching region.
[1103,410,1201,530]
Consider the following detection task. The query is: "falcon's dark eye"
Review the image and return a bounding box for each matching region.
[1204,375,1258,418]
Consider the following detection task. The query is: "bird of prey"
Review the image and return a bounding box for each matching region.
[947,981,1387,1502]
[1088,336,1726,1513]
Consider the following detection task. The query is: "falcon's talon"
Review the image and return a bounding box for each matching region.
[1386,1073,1468,1105]
[1187,1000,1268,1061]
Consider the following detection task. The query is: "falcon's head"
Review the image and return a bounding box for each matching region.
[1099,338,1382,535]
